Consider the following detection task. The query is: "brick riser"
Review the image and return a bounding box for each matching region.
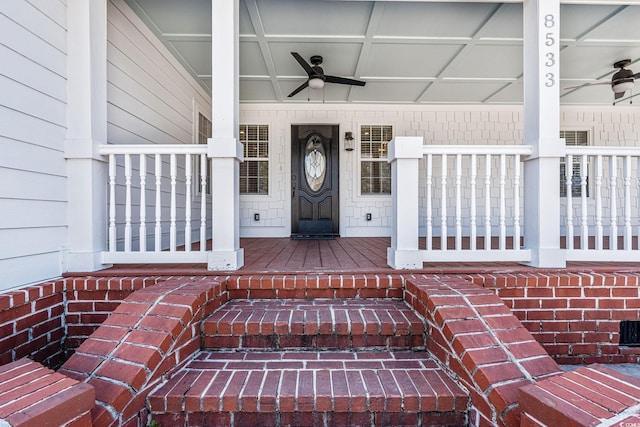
[202,299,426,351]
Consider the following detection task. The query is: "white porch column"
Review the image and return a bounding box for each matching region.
[387,137,424,269]
[208,0,244,270]
[64,0,110,272]
[522,0,566,268]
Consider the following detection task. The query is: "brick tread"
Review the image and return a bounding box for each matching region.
[203,299,425,351]
[0,359,94,427]
[149,350,468,419]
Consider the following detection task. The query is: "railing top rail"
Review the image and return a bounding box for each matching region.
[422,144,533,156]
[99,144,208,156]
[565,146,640,156]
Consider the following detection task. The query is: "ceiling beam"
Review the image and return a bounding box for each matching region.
[416,3,504,103]
[348,1,386,101]
[244,0,284,101]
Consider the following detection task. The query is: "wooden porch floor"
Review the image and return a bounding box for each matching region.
[84,237,640,277]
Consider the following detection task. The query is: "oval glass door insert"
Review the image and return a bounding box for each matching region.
[304,134,326,192]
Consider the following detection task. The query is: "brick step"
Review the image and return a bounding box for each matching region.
[148,350,469,427]
[202,299,426,351]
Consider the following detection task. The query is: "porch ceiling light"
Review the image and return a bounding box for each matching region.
[308,77,325,90]
[612,80,634,93]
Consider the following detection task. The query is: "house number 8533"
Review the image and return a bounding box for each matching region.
[544,14,556,87]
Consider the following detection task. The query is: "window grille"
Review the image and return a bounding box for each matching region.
[239,124,269,194]
[360,125,392,195]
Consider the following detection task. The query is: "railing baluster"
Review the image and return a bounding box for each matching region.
[440,154,448,250]
[624,155,632,250]
[499,154,506,251]
[470,154,477,251]
[595,155,603,250]
[139,155,146,252]
[170,153,177,252]
[99,145,210,264]
[484,154,491,250]
[108,154,116,252]
[155,154,162,252]
[124,154,132,252]
[580,154,588,250]
[455,154,462,250]
[426,154,433,251]
[513,154,521,250]
[610,155,618,250]
[200,154,207,251]
[565,154,574,250]
[185,154,192,253]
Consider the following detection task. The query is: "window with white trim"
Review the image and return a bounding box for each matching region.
[360,125,392,195]
[560,130,589,197]
[239,124,269,194]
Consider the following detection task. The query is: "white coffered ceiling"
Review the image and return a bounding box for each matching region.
[125,0,640,105]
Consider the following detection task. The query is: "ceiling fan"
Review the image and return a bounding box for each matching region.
[287,52,366,98]
[566,59,640,104]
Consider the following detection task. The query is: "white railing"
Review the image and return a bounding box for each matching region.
[99,144,210,264]
[564,146,640,261]
[420,145,533,262]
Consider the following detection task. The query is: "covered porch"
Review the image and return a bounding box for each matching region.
[62,0,640,277]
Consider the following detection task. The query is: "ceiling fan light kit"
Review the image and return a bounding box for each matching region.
[613,81,634,94]
[287,52,366,98]
[308,77,325,90]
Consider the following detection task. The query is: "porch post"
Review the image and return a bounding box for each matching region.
[64,0,111,272]
[208,0,244,270]
[522,0,566,268]
[387,137,424,269]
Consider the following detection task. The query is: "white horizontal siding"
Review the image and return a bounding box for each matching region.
[0,253,64,291]
[0,228,67,260]
[0,0,67,291]
[0,4,66,77]
[0,199,67,229]
[0,138,66,176]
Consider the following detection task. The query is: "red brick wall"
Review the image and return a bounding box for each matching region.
[0,280,65,368]
[0,277,164,369]
[64,277,163,354]
[1,272,639,370]
[467,272,640,364]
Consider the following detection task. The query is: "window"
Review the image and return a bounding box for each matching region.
[196,112,212,195]
[239,124,269,194]
[198,112,211,145]
[360,125,392,195]
[560,130,589,197]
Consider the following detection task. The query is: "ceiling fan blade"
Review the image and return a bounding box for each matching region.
[615,91,625,100]
[633,72,640,79]
[325,75,366,86]
[291,52,314,76]
[287,81,309,98]
[564,82,610,90]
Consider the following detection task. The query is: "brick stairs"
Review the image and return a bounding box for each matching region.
[148,298,469,426]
